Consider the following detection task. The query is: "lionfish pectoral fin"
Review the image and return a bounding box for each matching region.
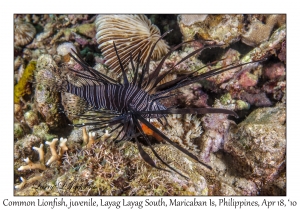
[133,115,189,179]
[136,114,212,170]
[137,108,238,118]
[135,136,171,173]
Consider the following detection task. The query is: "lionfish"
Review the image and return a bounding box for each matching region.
[60,31,260,179]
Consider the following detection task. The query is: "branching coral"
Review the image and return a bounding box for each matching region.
[17,137,68,171]
[16,137,68,191]
[45,138,68,166]
[15,174,43,190]
[18,144,46,171]
[82,127,96,149]
[82,127,111,148]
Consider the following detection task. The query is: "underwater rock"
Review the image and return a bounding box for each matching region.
[238,71,258,88]
[32,122,57,141]
[219,93,250,111]
[262,80,286,101]
[75,23,96,39]
[224,103,286,184]
[67,14,90,25]
[209,152,258,195]
[176,83,209,108]
[178,14,243,45]
[239,91,272,107]
[278,41,286,63]
[260,169,286,195]
[214,25,286,92]
[179,14,208,26]
[205,48,241,86]
[263,62,286,81]
[14,123,26,139]
[242,15,286,46]
[57,42,77,56]
[14,134,42,161]
[35,82,64,129]
[198,100,232,162]
[24,110,39,129]
[35,54,66,129]
[36,54,58,71]
[14,56,24,71]
[27,22,55,50]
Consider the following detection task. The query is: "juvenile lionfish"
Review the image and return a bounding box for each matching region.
[58,31,260,179]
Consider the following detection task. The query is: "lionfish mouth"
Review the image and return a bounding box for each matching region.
[57,30,263,179]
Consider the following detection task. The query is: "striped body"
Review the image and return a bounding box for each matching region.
[62,38,251,178]
[66,82,166,117]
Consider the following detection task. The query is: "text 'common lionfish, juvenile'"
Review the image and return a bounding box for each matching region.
[56,31,262,179]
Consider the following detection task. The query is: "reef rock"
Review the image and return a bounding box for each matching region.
[178,14,243,45]
[224,103,286,185]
